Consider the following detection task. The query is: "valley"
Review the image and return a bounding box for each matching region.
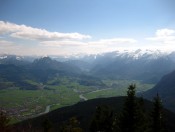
[0,49,175,124]
[0,78,154,123]
[1,3,175,131]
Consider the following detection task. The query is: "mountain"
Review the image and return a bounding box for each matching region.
[33,57,80,73]
[66,60,92,72]
[0,55,28,66]
[1,50,175,84]
[15,96,175,131]
[0,54,36,66]
[30,57,81,80]
[143,70,175,112]
[1,50,175,89]
[86,49,175,83]
[0,57,82,89]
[56,49,175,83]
[0,64,27,89]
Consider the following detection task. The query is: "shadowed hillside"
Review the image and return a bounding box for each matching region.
[14,96,175,131]
[143,70,175,112]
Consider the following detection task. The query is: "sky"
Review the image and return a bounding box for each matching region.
[0,0,175,56]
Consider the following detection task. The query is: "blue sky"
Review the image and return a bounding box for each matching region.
[0,0,175,55]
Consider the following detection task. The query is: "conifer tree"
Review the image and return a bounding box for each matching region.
[151,94,165,132]
[90,105,113,132]
[135,97,150,132]
[119,84,149,132]
[120,84,137,132]
[60,117,83,132]
[42,118,52,132]
[112,113,121,132]
[0,110,10,132]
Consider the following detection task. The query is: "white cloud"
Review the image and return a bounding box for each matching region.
[0,39,22,54]
[40,38,137,55]
[0,21,138,55]
[89,38,137,45]
[0,21,91,41]
[0,40,14,47]
[41,40,86,47]
[41,38,136,47]
[147,28,175,45]
[0,21,20,34]
[156,29,175,37]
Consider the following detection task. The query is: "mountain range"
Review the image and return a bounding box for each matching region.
[1,49,175,89]
[69,49,175,83]
[0,57,81,90]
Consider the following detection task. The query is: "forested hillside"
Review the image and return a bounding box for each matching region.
[11,85,175,132]
[143,70,175,112]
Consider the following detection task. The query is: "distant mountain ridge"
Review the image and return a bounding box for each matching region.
[32,57,81,74]
[86,50,175,83]
[0,57,81,90]
[0,49,175,84]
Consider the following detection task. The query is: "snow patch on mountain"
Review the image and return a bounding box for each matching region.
[92,49,172,61]
[0,56,7,59]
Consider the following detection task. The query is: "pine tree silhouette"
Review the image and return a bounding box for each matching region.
[119,84,149,132]
[151,93,166,132]
[90,105,113,132]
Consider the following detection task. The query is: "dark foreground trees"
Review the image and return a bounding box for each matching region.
[90,84,167,132]
[118,85,167,132]
[90,105,113,132]
[0,110,10,132]
[119,84,150,132]
[59,117,83,132]
[5,84,168,132]
[151,94,165,132]
[42,118,53,132]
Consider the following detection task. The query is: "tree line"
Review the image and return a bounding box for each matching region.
[90,84,166,132]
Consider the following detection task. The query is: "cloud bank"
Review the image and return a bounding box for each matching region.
[0,21,174,55]
[0,21,91,41]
